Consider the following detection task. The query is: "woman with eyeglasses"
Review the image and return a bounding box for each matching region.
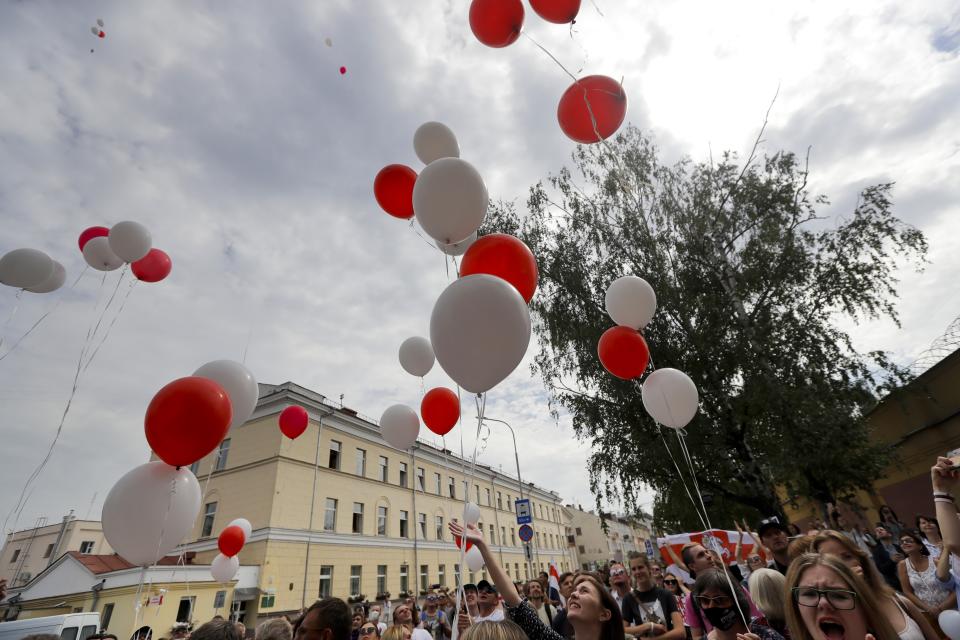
[359,624,381,640]
[690,569,782,640]
[784,553,898,640]
[813,530,936,640]
[896,531,955,629]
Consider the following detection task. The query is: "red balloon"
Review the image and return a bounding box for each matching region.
[339,66,347,75]
[454,534,474,552]
[529,0,581,24]
[469,0,524,48]
[99,31,105,38]
[460,233,538,303]
[131,249,172,283]
[373,165,417,220]
[421,388,460,436]
[597,326,649,380]
[279,405,309,439]
[218,525,245,557]
[78,226,109,251]
[557,75,628,144]
[145,377,233,467]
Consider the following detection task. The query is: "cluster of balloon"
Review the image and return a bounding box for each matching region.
[454,503,485,570]
[102,361,257,567]
[598,276,700,430]
[0,248,66,294]
[89,18,104,53]
[210,517,251,582]
[278,405,309,440]
[78,223,172,282]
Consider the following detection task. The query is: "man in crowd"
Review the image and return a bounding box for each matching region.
[607,561,631,612]
[473,580,504,622]
[419,593,450,640]
[622,553,684,640]
[872,524,904,590]
[294,598,352,640]
[524,579,555,626]
[649,563,665,590]
[367,605,386,634]
[191,620,242,640]
[756,517,790,575]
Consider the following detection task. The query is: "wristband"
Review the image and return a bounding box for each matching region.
[935,498,956,504]
[934,491,953,498]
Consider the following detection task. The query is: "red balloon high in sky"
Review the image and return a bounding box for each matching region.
[421,387,460,436]
[131,248,172,283]
[598,326,649,380]
[374,164,417,219]
[278,405,309,439]
[78,226,109,251]
[144,377,233,467]
[557,75,628,144]
[529,0,581,24]
[469,0,524,48]
[460,233,538,303]
[218,525,245,557]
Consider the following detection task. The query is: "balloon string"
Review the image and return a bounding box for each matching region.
[0,288,24,353]
[132,566,148,628]
[2,270,109,536]
[81,267,128,369]
[453,384,469,640]
[82,276,137,373]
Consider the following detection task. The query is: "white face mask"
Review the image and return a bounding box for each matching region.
[369,612,380,622]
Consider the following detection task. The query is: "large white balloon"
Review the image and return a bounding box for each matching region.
[605,276,657,329]
[430,275,531,394]
[380,404,420,450]
[0,249,54,289]
[227,518,253,540]
[398,336,435,377]
[436,232,477,257]
[101,462,201,566]
[413,158,488,245]
[211,553,240,582]
[109,221,152,263]
[194,360,259,431]
[940,611,960,640]
[465,546,484,571]
[82,236,123,271]
[413,122,460,165]
[463,502,481,526]
[641,368,699,429]
[25,261,66,294]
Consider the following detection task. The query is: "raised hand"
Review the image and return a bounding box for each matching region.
[449,520,484,545]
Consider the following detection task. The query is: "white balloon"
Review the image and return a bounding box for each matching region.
[227,518,253,540]
[465,546,484,571]
[463,502,481,526]
[211,553,240,582]
[941,611,960,640]
[101,462,201,567]
[380,404,420,450]
[97,18,104,27]
[436,232,477,257]
[25,261,66,294]
[0,248,54,289]
[194,360,259,431]
[413,158,488,245]
[398,336,435,377]
[641,368,699,429]
[91,26,100,36]
[430,274,531,394]
[109,221,152,263]
[82,236,123,271]
[605,276,657,329]
[413,122,460,165]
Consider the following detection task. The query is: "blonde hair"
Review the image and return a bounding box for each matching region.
[787,534,816,560]
[255,619,292,640]
[382,627,407,640]
[812,530,892,595]
[461,621,527,640]
[784,553,898,640]
[747,568,786,626]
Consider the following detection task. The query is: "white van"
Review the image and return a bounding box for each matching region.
[0,613,100,640]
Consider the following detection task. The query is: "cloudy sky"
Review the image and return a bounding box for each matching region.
[0,0,958,535]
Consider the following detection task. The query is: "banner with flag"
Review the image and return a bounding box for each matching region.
[656,529,762,566]
[548,560,564,606]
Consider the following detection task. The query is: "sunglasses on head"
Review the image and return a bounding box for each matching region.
[360,628,378,635]
[664,579,678,584]
[610,569,626,576]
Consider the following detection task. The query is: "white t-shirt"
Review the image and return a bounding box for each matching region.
[412,629,432,640]
[474,607,505,622]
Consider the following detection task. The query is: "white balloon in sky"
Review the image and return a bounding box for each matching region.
[413,122,460,165]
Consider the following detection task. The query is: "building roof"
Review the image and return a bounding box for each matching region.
[68,552,184,575]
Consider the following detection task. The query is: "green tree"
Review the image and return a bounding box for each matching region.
[485,125,927,531]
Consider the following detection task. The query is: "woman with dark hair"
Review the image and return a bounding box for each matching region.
[690,569,782,640]
[450,521,623,640]
[915,516,944,558]
[879,506,905,540]
[897,531,954,626]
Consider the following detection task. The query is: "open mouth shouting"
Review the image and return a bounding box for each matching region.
[817,616,846,640]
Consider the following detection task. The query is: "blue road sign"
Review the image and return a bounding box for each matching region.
[515,498,532,524]
[518,524,534,542]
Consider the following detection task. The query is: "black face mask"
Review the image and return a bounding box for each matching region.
[703,606,738,631]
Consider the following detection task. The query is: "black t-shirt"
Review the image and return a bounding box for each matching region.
[621,587,679,631]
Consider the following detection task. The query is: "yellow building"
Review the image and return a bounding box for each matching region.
[176,382,574,622]
[1,515,113,588]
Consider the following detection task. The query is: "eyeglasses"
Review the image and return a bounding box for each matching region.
[610,569,626,576]
[360,628,378,635]
[663,580,678,585]
[899,539,916,546]
[696,595,734,608]
[426,596,438,602]
[792,587,858,610]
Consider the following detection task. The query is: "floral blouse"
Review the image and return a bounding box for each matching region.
[506,600,565,640]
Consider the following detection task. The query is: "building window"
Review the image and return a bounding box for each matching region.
[506,494,511,511]
[417,468,425,491]
[214,438,230,471]
[399,462,408,488]
[434,473,441,494]
[438,564,446,586]
[510,527,515,544]
[190,461,201,475]
[575,527,582,536]
[377,565,387,595]
[485,488,491,506]
[79,541,95,554]
[319,566,333,598]
[435,516,444,540]
[329,441,341,469]
[400,511,409,538]
[514,563,520,579]
[378,456,389,482]
[101,603,114,630]
[378,507,388,536]
[350,565,362,596]
[448,477,456,498]
[352,503,364,534]
[201,502,217,537]
[356,449,366,476]
[497,492,503,509]
[536,532,541,546]
[176,596,196,622]
[454,564,460,587]
[501,527,506,546]
[400,564,409,592]
[9,549,19,563]
[578,545,585,554]
[489,524,496,544]
[324,499,337,531]
[420,564,429,592]
[418,513,427,539]
[214,590,226,609]
[43,543,54,559]
[260,594,274,608]
[475,486,481,503]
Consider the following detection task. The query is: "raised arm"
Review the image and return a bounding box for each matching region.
[663,543,687,571]
[932,457,960,554]
[734,522,746,565]
[449,521,521,606]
